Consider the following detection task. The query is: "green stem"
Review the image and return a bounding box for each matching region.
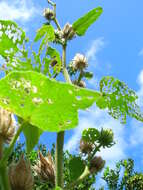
[54,18,62,31]
[0,166,11,190]
[55,44,72,188]
[64,166,90,190]
[55,131,65,187]
[62,45,72,84]
[0,123,24,167]
[0,137,3,160]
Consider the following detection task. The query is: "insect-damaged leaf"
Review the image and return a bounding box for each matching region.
[72,7,103,36]
[0,20,26,57]
[0,71,142,132]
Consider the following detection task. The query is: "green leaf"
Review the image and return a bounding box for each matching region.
[0,20,26,57]
[99,76,143,123]
[46,47,62,74]
[0,71,101,132]
[82,128,99,143]
[54,187,62,190]
[0,72,142,132]
[72,7,103,36]
[23,122,43,153]
[34,24,55,42]
[83,72,93,79]
[69,157,85,181]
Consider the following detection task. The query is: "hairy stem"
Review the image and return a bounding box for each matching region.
[54,18,62,31]
[55,131,65,187]
[64,166,90,190]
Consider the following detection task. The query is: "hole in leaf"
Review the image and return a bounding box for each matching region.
[32,97,43,105]
[67,120,71,125]
[76,96,82,101]
[32,86,38,93]
[47,99,53,104]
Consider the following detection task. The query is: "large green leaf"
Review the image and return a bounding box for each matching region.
[72,7,103,36]
[0,71,101,132]
[69,156,85,181]
[0,20,26,57]
[23,122,43,153]
[0,72,142,132]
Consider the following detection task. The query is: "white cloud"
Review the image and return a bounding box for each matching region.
[86,37,105,62]
[138,48,143,56]
[0,0,39,21]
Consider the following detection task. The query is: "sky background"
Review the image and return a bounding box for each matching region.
[0,0,143,188]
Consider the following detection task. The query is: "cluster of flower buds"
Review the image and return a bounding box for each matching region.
[97,128,114,148]
[33,151,55,186]
[0,107,15,144]
[80,139,93,154]
[73,80,86,88]
[43,8,55,20]
[72,53,88,71]
[8,155,34,190]
[89,156,105,174]
[62,23,75,40]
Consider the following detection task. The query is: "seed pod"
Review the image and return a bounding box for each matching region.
[62,23,75,40]
[33,151,55,186]
[72,53,88,71]
[73,80,86,88]
[43,8,55,20]
[89,156,105,174]
[80,139,93,154]
[8,155,34,190]
[0,107,15,144]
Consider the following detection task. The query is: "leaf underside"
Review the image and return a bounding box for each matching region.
[0,72,142,132]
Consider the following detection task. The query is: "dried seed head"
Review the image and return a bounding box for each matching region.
[80,139,93,154]
[54,29,64,44]
[0,107,15,144]
[8,155,34,190]
[43,8,55,20]
[33,151,55,186]
[62,23,75,40]
[73,80,86,88]
[89,156,105,174]
[72,54,88,71]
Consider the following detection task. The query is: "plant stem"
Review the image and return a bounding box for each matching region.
[64,166,90,190]
[54,18,62,31]
[0,137,3,160]
[62,45,72,84]
[55,44,72,188]
[0,166,11,190]
[55,131,65,187]
[0,123,24,167]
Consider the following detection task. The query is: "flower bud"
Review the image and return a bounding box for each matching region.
[72,53,88,71]
[43,8,55,20]
[73,80,86,88]
[8,155,34,190]
[80,139,93,154]
[33,151,55,186]
[0,107,15,144]
[89,156,105,174]
[62,23,75,40]
[98,128,114,148]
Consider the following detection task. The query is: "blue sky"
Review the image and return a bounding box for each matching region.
[1,0,143,188]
